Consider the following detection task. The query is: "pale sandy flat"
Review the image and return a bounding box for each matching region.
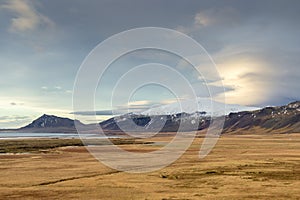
[0,134,299,199]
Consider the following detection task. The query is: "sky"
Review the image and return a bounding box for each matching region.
[0,0,300,128]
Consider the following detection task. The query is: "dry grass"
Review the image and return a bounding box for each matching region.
[0,138,151,153]
[0,133,299,199]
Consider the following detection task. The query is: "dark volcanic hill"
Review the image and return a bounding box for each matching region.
[18,114,82,133]
[22,114,75,129]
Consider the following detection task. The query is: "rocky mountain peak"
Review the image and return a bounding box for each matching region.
[22,114,76,129]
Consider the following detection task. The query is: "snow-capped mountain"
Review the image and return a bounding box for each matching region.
[99,99,261,132]
[1,101,298,134]
[141,98,260,117]
[99,101,300,134]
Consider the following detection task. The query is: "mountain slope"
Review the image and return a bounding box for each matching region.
[222,101,300,133]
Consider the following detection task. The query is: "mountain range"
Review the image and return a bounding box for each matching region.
[141,98,260,116]
[0,101,299,134]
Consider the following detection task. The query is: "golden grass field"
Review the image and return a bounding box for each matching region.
[0,133,299,200]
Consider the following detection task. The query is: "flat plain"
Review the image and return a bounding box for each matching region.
[0,133,299,200]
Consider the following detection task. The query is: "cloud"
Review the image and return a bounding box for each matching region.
[0,115,31,121]
[9,102,24,106]
[127,100,151,106]
[0,0,299,122]
[177,7,239,34]
[71,110,114,116]
[1,0,54,32]
[72,98,185,116]
[0,115,32,128]
[41,86,71,94]
[194,11,215,27]
[194,7,238,27]
[175,5,300,107]
[54,86,62,90]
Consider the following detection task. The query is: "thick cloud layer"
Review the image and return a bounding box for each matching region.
[0,0,299,127]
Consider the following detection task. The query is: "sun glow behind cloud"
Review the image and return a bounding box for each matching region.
[213,56,271,105]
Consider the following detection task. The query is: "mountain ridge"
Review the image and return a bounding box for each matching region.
[222,101,300,133]
[99,101,300,134]
[0,101,299,134]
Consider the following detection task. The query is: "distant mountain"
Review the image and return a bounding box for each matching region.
[100,101,300,134]
[17,114,82,133]
[99,98,260,133]
[98,98,260,133]
[22,114,75,129]
[100,112,210,132]
[1,101,299,134]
